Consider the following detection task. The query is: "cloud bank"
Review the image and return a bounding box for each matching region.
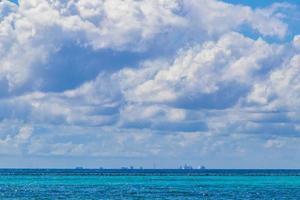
[0,0,300,168]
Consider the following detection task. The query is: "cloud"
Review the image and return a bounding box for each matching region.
[0,124,33,155]
[0,31,293,139]
[121,32,283,108]
[184,0,288,38]
[0,0,290,93]
[0,0,186,94]
[0,0,300,166]
[247,46,300,110]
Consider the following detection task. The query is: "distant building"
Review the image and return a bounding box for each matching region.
[183,164,193,170]
[199,166,206,170]
[179,164,193,170]
[75,167,83,170]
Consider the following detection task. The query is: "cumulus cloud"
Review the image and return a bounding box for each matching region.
[247,48,300,110]
[0,0,186,93]
[0,0,300,167]
[0,124,33,155]
[184,0,288,38]
[121,32,283,108]
[0,0,290,92]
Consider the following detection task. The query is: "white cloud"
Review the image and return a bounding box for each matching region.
[0,0,299,164]
[184,0,288,37]
[293,35,300,50]
[0,0,186,92]
[247,53,300,109]
[0,0,290,92]
[15,125,33,143]
[0,124,33,155]
[121,32,283,106]
[264,138,286,149]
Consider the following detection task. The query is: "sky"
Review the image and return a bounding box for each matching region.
[0,0,300,169]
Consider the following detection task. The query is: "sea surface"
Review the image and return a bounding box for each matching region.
[0,169,299,199]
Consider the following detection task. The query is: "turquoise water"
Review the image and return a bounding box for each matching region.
[0,169,300,199]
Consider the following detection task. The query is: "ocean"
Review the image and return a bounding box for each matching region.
[0,169,299,199]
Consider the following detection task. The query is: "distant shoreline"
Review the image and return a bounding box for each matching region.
[0,169,299,176]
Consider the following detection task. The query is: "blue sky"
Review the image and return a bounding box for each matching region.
[224,0,299,7]
[1,0,300,169]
